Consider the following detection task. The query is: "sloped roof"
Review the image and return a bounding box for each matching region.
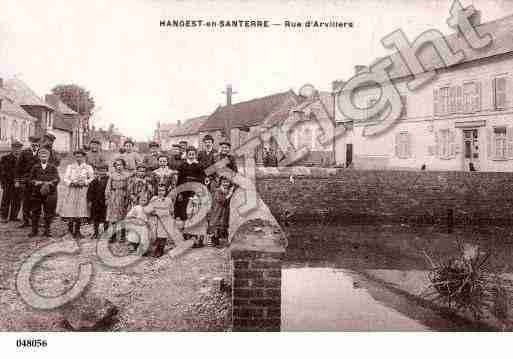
[262,94,306,128]
[201,90,300,131]
[0,88,38,121]
[5,78,54,110]
[159,123,179,132]
[45,94,78,115]
[170,115,208,137]
[334,13,513,91]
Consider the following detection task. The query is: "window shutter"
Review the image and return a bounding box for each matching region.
[495,77,507,109]
[433,89,439,116]
[407,132,413,158]
[434,130,440,158]
[456,86,462,113]
[486,128,493,159]
[449,87,456,113]
[507,126,513,159]
[394,132,400,157]
[472,82,482,112]
[449,129,457,158]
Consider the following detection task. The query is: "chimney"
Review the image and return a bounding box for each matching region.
[0,78,3,88]
[177,120,181,126]
[225,84,233,105]
[354,65,367,74]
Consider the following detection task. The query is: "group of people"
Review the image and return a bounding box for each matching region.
[0,134,61,237]
[0,133,239,258]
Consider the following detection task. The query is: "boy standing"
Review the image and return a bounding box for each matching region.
[28,147,60,237]
[15,135,40,228]
[87,164,110,238]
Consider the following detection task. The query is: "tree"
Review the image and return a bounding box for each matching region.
[51,84,95,117]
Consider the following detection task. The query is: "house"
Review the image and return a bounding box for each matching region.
[45,94,83,152]
[0,79,38,150]
[89,126,125,151]
[154,122,179,150]
[5,77,55,139]
[262,91,335,166]
[167,115,209,149]
[199,90,302,160]
[333,12,513,172]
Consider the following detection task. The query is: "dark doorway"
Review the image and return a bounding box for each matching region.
[346,143,353,167]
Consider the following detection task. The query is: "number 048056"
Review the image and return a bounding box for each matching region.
[16,338,47,348]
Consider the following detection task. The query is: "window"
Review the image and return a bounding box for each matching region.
[463,82,481,113]
[494,127,507,159]
[12,120,17,140]
[395,132,411,158]
[300,127,312,150]
[439,87,449,115]
[494,77,507,110]
[400,95,407,118]
[0,117,5,140]
[439,129,450,158]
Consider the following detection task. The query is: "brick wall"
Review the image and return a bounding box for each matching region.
[231,248,283,331]
[255,167,513,225]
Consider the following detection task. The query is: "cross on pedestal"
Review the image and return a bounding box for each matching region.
[221,84,238,140]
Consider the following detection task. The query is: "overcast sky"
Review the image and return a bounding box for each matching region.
[0,0,511,140]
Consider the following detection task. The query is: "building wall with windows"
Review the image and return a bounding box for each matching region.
[334,54,513,172]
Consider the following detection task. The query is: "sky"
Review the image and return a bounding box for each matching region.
[0,0,512,140]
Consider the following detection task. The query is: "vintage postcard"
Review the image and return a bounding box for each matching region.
[1,0,513,354]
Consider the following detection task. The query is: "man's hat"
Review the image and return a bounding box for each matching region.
[11,140,23,148]
[185,145,197,153]
[202,134,214,143]
[219,140,231,147]
[124,139,135,145]
[136,163,147,170]
[172,144,182,149]
[90,138,101,145]
[73,149,87,156]
[149,141,160,148]
[96,163,109,171]
[28,135,40,143]
[43,133,56,141]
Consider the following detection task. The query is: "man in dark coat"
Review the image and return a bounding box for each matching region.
[168,144,183,171]
[41,133,61,167]
[0,141,23,223]
[86,138,107,170]
[198,134,218,191]
[143,141,162,174]
[28,146,60,237]
[15,135,40,227]
[262,146,278,167]
[175,146,205,222]
[216,140,238,174]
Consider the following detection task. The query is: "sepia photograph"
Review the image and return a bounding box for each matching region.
[1,0,513,356]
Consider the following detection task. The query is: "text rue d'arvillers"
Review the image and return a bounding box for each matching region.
[159,19,354,29]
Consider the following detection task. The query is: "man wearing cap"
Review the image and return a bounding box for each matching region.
[86,139,107,170]
[0,141,23,223]
[120,139,143,174]
[143,141,163,174]
[42,133,61,167]
[168,144,183,171]
[178,140,188,160]
[215,140,238,174]
[15,136,41,227]
[198,134,218,191]
[28,146,60,237]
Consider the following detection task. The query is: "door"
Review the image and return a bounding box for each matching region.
[463,129,479,171]
[346,143,353,168]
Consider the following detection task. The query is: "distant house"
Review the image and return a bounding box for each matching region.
[45,94,82,152]
[167,115,209,149]
[89,126,125,151]
[0,79,38,150]
[5,77,55,139]
[262,91,335,166]
[199,90,302,161]
[154,122,179,150]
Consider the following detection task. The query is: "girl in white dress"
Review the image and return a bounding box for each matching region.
[58,149,95,238]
